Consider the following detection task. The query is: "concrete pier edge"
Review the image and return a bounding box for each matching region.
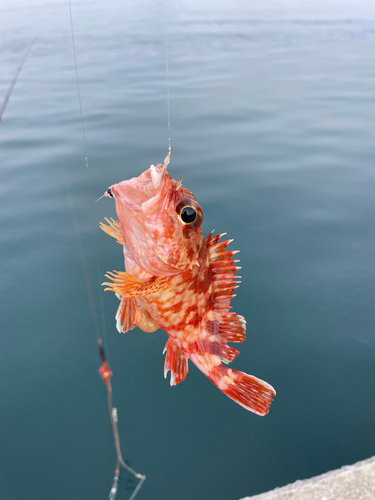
[241,455,375,500]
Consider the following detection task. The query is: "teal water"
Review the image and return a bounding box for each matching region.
[1,1,375,499]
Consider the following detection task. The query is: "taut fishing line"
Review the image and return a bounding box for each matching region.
[68,0,88,168]
[164,2,171,155]
[67,1,146,498]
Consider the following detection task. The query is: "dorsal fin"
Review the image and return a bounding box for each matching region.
[205,231,246,362]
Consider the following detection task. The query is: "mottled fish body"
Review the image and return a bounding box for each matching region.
[101,154,275,415]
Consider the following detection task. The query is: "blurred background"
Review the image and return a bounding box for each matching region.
[1,0,375,499]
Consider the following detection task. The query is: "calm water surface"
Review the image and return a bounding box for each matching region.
[1,1,375,499]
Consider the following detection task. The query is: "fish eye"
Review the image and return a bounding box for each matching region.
[176,200,203,230]
[180,206,197,224]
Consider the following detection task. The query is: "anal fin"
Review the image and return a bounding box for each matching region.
[163,339,189,386]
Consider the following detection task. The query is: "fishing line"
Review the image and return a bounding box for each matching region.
[64,169,102,341]
[67,1,146,498]
[0,38,36,127]
[65,167,146,498]
[164,1,171,154]
[68,0,88,168]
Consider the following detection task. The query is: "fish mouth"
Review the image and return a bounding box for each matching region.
[105,152,181,276]
[108,153,171,215]
[103,152,192,277]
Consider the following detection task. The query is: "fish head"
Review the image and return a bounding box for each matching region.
[105,153,204,276]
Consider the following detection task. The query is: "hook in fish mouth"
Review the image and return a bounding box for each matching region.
[96,187,115,202]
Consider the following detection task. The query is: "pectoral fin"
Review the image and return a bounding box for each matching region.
[100,218,124,245]
[103,271,169,297]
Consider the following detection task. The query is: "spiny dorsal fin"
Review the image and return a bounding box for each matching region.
[206,231,242,312]
[100,218,124,245]
[205,231,246,360]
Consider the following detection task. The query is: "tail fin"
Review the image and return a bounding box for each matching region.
[191,354,275,415]
[219,368,275,415]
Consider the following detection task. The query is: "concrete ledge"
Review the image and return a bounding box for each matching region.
[241,456,375,500]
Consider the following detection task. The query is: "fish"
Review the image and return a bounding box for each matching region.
[101,153,276,415]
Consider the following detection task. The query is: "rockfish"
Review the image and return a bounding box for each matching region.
[101,153,275,415]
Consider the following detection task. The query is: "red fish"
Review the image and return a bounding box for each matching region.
[101,153,275,415]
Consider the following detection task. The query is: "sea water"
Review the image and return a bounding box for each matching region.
[1,1,375,499]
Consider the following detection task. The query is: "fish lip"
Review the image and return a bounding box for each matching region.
[111,153,171,215]
[111,183,144,212]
